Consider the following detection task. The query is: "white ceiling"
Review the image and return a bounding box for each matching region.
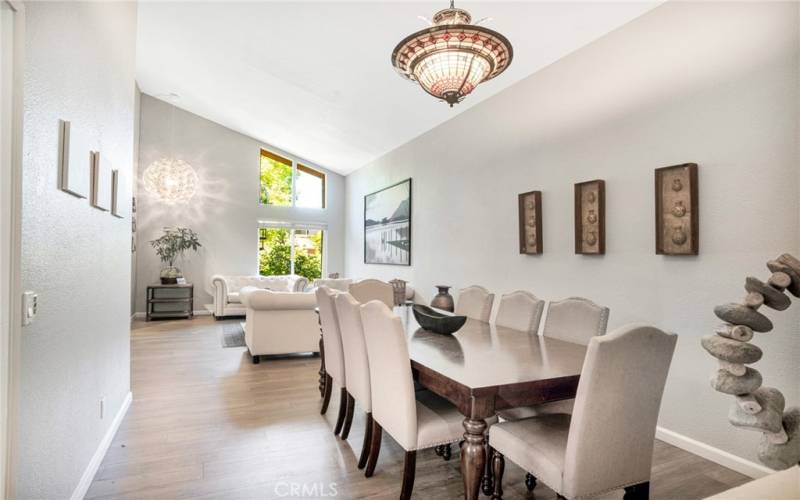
[136,1,661,175]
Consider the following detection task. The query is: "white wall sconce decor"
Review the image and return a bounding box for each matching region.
[58,119,91,198]
[90,152,112,211]
[143,157,198,204]
[142,93,199,204]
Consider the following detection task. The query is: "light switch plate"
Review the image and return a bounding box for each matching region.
[22,291,37,326]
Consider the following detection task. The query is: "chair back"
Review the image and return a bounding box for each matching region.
[495,290,545,333]
[349,279,394,308]
[334,292,371,412]
[315,286,345,386]
[455,285,495,322]
[542,297,609,345]
[564,324,677,498]
[360,300,417,450]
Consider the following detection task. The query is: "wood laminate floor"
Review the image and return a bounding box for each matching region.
[87,317,750,499]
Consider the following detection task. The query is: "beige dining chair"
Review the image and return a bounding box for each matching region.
[360,300,466,499]
[315,286,348,436]
[333,292,373,467]
[499,296,609,417]
[497,296,609,490]
[489,324,677,500]
[349,278,394,308]
[455,285,495,322]
[495,290,545,333]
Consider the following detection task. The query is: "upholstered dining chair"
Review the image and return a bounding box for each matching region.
[360,300,466,500]
[495,290,545,333]
[488,324,677,500]
[349,279,394,308]
[315,286,348,436]
[333,292,373,466]
[499,297,609,418]
[455,285,495,322]
[497,296,609,490]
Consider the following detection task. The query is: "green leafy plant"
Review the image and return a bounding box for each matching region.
[150,227,201,268]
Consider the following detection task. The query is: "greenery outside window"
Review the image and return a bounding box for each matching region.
[259,150,293,206]
[259,149,326,209]
[258,225,324,280]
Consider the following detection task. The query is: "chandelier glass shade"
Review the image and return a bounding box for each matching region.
[143,158,199,204]
[391,2,513,106]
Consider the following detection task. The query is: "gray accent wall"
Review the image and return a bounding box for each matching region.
[18,2,137,498]
[344,1,799,466]
[134,94,346,313]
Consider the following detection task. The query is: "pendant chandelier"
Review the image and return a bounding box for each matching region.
[142,94,199,204]
[391,1,513,107]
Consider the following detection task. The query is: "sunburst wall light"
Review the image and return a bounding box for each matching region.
[391,0,513,107]
[142,93,199,204]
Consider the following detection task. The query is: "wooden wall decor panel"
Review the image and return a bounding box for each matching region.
[574,179,605,255]
[655,164,698,255]
[518,191,542,255]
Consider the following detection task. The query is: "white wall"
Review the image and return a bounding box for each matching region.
[345,1,800,467]
[135,94,346,312]
[18,2,137,498]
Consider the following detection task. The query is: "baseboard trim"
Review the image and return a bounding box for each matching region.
[656,426,774,479]
[131,310,211,320]
[70,391,132,500]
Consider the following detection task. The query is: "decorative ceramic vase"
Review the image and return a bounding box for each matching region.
[671,178,683,192]
[586,231,598,245]
[587,210,598,224]
[160,266,181,285]
[389,278,407,306]
[431,285,455,312]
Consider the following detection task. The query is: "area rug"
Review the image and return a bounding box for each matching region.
[221,322,246,348]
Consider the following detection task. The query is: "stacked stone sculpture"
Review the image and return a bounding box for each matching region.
[704,253,800,470]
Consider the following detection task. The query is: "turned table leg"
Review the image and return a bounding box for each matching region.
[461,417,488,500]
[316,308,326,398]
[318,336,326,397]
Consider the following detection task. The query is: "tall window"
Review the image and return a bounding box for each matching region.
[259,149,326,208]
[296,164,325,208]
[259,225,324,280]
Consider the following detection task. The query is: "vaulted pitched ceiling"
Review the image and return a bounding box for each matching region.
[136,1,662,175]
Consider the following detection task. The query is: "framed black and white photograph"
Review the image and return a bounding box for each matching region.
[364,178,411,265]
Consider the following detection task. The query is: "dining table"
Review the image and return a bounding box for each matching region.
[317,303,588,500]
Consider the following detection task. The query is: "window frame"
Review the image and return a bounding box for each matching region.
[296,163,326,209]
[258,222,326,279]
[259,148,326,210]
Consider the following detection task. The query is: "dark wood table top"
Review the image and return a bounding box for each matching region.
[396,304,586,399]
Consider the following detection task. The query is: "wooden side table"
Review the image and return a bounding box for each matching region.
[146,284,194,321]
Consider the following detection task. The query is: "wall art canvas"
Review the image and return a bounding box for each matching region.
[58,120,92,198]
[655,163,698,255]
[518,190,542,255]
[574,179,605,254]
[364,178,411,265]
[91,152,112,211]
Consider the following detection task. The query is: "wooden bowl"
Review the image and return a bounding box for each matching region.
[412,304,467,335]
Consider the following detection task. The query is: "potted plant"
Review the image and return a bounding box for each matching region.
[150,227,201,284]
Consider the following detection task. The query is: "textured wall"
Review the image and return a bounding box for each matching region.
[345,1,800,466]
[18,2,137,499]
[135,94,346,312]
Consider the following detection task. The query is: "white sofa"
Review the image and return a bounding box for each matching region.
[239,286,319,363]
[309,278,417,302]
[210,274,309,318]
